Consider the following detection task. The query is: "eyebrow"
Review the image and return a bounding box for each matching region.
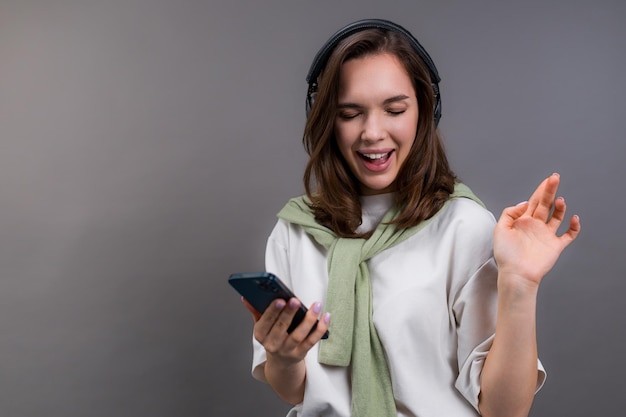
[337,94,411,109]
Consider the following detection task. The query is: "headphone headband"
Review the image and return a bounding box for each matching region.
[306,19,442,125]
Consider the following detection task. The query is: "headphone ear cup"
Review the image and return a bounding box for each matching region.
[305,89,315,116]
[432,83,441,126]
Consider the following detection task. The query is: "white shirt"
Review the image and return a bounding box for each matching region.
[253,195,545,417]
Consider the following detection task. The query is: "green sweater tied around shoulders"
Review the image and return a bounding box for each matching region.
[276,183,484,417]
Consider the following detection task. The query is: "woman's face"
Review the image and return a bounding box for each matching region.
[334,52,419,196]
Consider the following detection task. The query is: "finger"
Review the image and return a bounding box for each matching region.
[297,312,332,357]
[267,298,302,341]
[241,297,262,321]
[547,196,566,232]
[281,301,324,351]
[253,298,287,343]
[525,177,549,215]
[529,173,560,221]
[559,215,581,248]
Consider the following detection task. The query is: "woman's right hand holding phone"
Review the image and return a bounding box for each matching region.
[242,297,331,405]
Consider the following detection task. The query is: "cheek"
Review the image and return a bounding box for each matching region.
[397,116,418,148]
[402,126,418,147]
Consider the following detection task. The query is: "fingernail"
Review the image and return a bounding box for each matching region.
[516,200,528,206]
[275,300,286,309]
[323,312,331,323]
[552,172,560,177]
[289,298,299,309]
[312,302,322,314]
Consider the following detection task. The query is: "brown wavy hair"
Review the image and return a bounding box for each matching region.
[303,28,456,238]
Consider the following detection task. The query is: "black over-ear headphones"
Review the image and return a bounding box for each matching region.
[305,19,442,126]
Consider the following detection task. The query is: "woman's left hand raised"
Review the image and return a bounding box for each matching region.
[493,173,581,288]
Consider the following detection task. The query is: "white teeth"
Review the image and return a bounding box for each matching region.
[362,153,387,160]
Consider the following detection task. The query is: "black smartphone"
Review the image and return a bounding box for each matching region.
[228,272,329,339]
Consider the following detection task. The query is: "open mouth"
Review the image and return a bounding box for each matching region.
[358,150,394,164]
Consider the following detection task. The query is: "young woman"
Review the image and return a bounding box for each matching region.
[243,19,580,417]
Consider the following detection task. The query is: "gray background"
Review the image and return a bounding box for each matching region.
[1,0,624,416]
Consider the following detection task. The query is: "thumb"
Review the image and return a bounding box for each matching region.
[499,201,529,226]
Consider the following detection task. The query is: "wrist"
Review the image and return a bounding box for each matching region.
[266,351,304,371]
[497,271,540,304]
[264,353,306,405]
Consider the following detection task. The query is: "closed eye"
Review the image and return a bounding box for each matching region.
[337,111,360,120]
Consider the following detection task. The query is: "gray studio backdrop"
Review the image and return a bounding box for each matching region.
[1,1,624,416]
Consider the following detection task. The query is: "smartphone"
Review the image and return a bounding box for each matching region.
[228,272,329,339]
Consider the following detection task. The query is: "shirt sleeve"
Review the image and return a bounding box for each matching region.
[251,219,291,383]
[449,203,547,411]
[452,257,498,410]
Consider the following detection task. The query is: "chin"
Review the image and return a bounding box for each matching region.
[360,182,396,195]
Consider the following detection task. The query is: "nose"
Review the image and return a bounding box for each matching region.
[360,112,386,143]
